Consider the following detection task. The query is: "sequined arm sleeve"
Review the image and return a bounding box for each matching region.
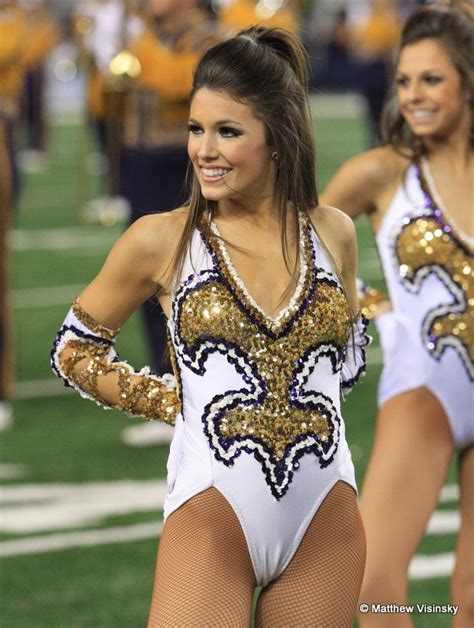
[50,301,180,425]
[341,314,371,396]
[357,278,389,321]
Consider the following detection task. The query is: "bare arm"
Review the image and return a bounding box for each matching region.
[310,204,358,312]
[51,211,187,423]
[320,146,401,220]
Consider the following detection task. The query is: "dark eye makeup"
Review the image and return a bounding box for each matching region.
[187,123,242,138]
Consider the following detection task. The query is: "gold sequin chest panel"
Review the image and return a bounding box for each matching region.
[169,214,352,499]
[392,163,473,380]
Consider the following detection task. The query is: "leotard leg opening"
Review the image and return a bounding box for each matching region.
[255,481,366,628]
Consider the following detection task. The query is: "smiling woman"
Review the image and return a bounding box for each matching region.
[188,89,274,202]
[321,5,474,627]
[51,25,369,627]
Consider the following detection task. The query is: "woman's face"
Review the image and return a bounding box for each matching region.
[188,88,275,205]
[396,38,470,140]
[146,0,175,19]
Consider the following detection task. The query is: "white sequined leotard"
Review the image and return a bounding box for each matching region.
[164,212,368,586]
[375,160,474,449]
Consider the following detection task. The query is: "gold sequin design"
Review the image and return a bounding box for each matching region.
[209,212,312,335]
[60,339,179,425]
[395,216,474,368]
[178,256,352,462]
[358,286,388,320]
[72,299,119,341]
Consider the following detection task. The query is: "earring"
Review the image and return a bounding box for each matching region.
[271,151,278,160]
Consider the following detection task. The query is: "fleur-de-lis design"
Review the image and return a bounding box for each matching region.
[172,222,352,499]
[394,178,473,380]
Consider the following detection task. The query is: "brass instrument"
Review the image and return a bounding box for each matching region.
[101,1,142,198]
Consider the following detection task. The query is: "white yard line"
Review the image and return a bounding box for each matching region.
[409,553,455,580]
[0,480,168,533]
[440,484,459,503]
[11,227,118,251]
[15,378,72,400]
[0,521,163,557]
[426,511,460,535]
[310,92,366,118]
[12,284,85,309]
[0,464,28,480]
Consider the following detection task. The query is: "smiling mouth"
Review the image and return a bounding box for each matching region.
[200,167,232,182]
[407,109,437,121]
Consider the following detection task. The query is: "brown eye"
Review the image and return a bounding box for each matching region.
[188,124,203,135]
[219,127,242,138]
[425,76,442,85]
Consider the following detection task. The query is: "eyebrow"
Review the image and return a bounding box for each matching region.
[396,68,443,75]
[188,118,244,127]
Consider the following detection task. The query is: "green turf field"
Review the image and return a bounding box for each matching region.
[0,104,458,627]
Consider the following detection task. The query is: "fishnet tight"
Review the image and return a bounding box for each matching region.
[147,488,256,627]
[148,482,365,627]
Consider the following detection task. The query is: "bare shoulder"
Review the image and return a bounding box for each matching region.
[125,206,189,254]
[338,145,408,188]
[321,145,410,217]
[309,204,355,245]
[103,206,189,288]
[308,205,358,286]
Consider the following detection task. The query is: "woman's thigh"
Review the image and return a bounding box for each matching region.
[148,488,256,628]
[452,446,474,627]
[358,387,454,623]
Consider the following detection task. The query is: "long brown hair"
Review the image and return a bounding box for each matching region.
[381,4,474,158]
[169,26,318,287]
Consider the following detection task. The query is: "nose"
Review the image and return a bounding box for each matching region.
[196,133,218,161]
[403,80,424,104]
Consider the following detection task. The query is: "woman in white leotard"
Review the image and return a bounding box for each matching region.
[51,27,368,626]
[322,5,473,627]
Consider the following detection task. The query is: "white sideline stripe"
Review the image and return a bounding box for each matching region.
[15,378,73,400]
[409,553,454,580]
[12,284,85,309]
[0,480,168,533]
[0,464,28,480]
[11,229,117,251]
[426,510,459,535]
[0,521,163,557]
[440,484,459,503]
[310,92,365,118]
[0,480,162,502]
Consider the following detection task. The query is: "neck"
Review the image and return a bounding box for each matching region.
[423,136,473,173]
[215,197,282,229]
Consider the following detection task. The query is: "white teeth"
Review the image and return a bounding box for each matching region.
[411,110,435,118]
[201,167,230,177]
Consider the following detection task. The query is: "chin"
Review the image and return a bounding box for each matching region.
[200,189,226,202]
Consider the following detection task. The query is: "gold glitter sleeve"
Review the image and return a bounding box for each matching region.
[357,278,389,320]
[51,301,180,425]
